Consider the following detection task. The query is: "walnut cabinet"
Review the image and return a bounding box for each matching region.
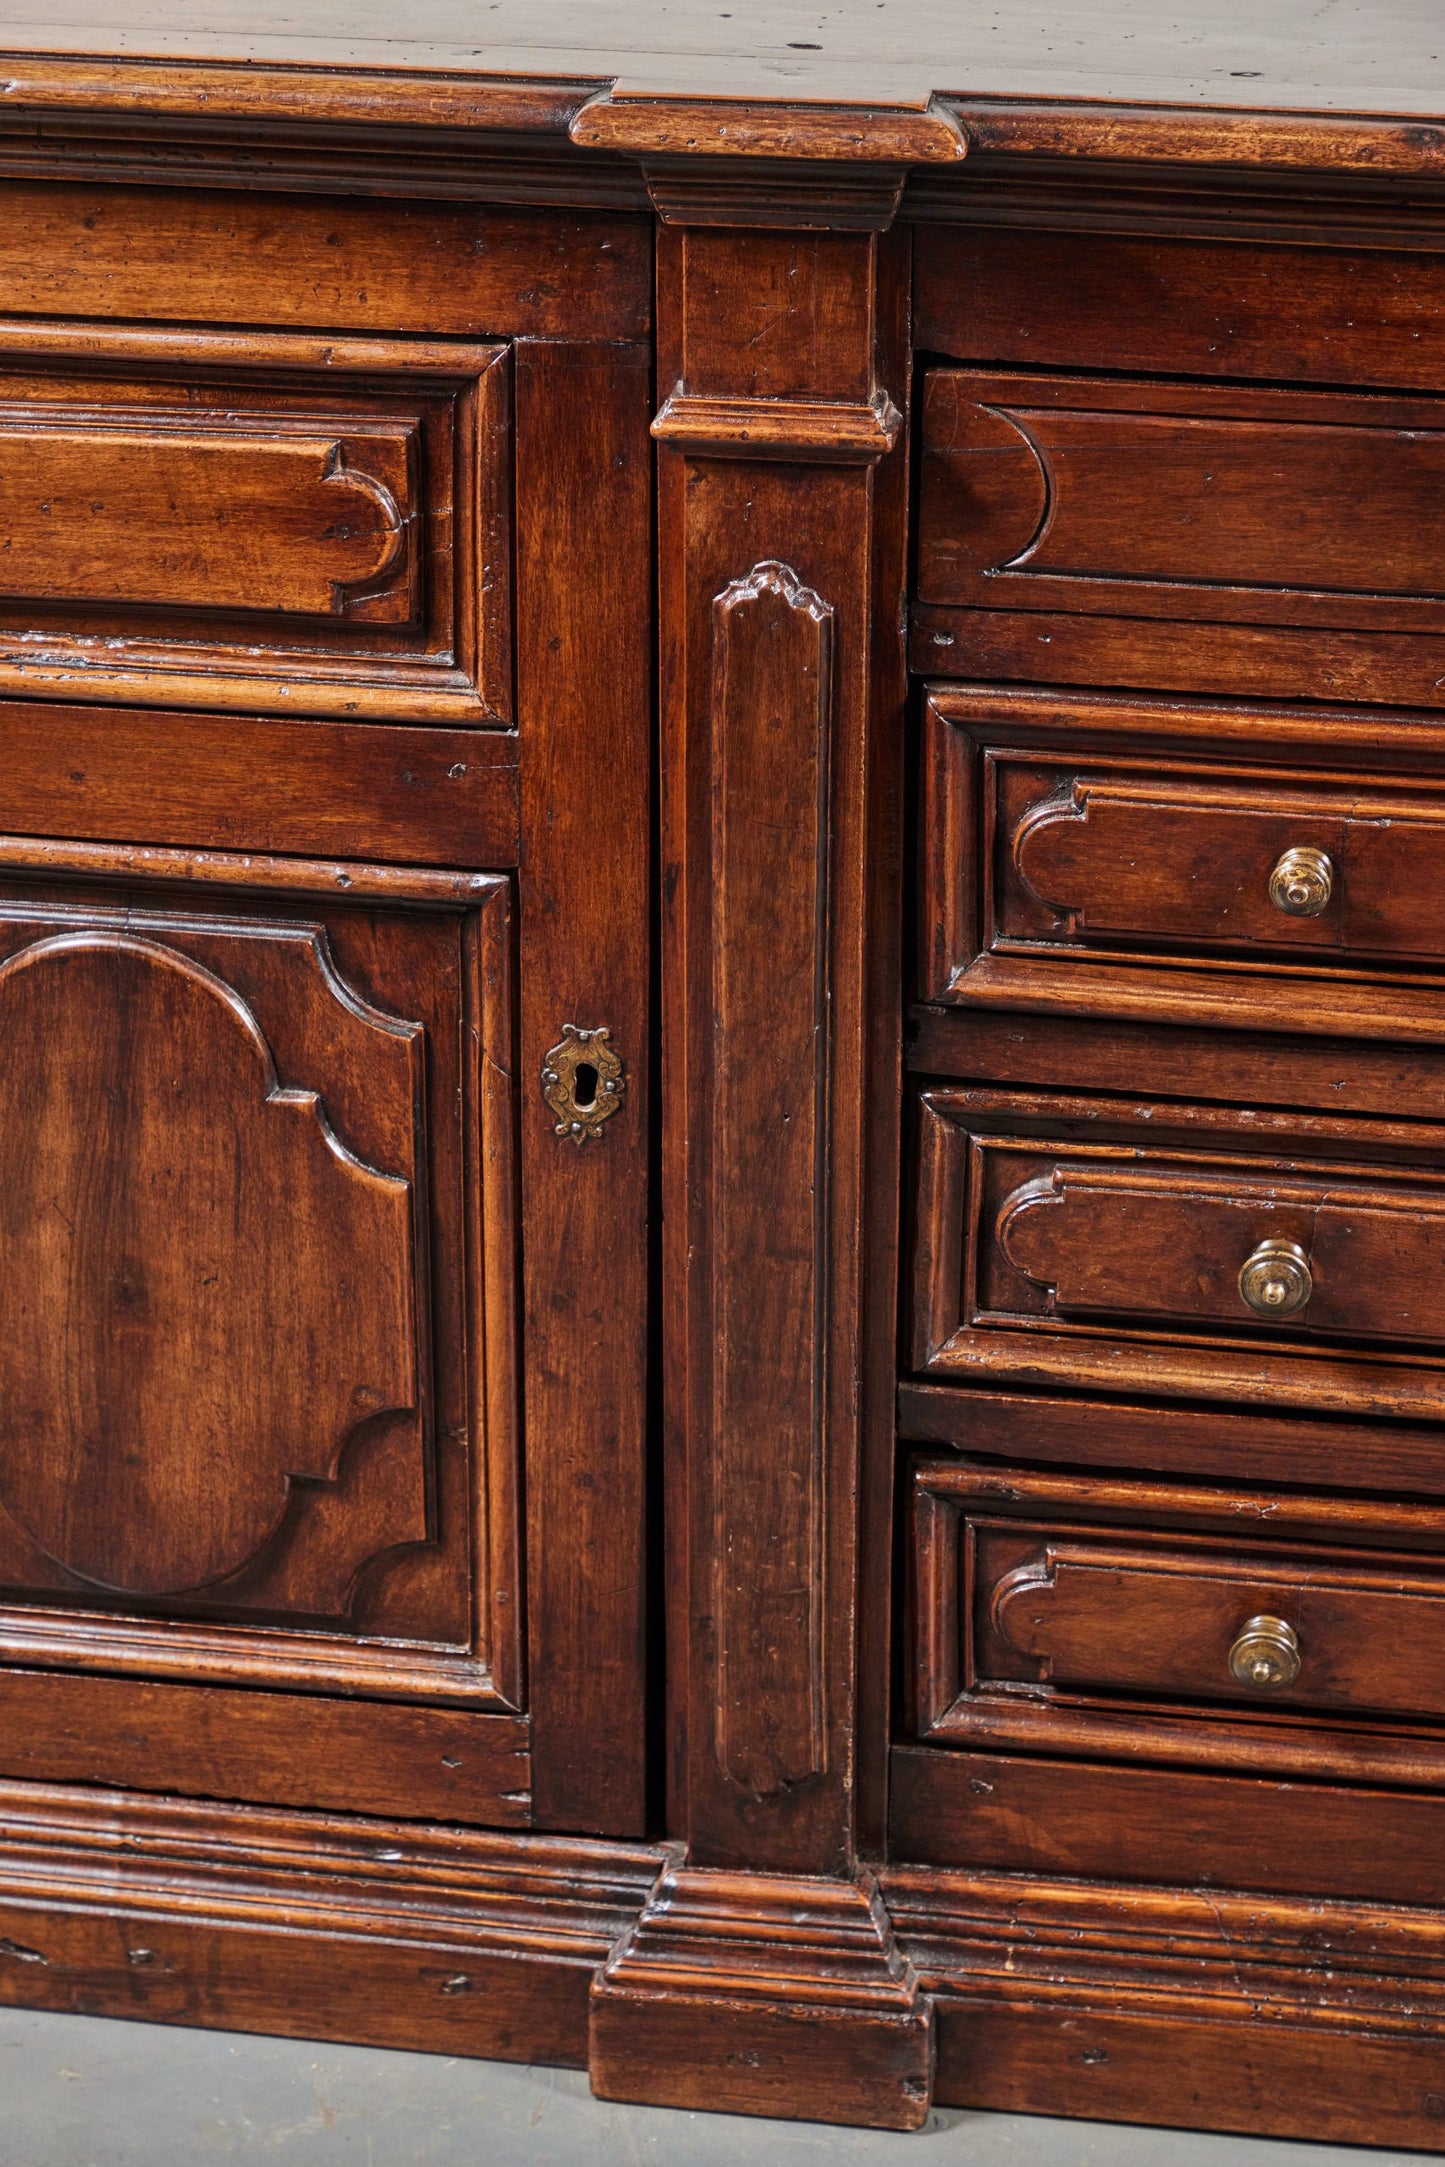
[0,4,1443,2148]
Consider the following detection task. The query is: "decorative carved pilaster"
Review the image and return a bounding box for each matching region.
[596,187,920,2127]
[657,214,910,1881]
[707,560,835,1801]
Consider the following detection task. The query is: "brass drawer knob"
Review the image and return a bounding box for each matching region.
[1238,1237,1312,1320]
[1229,1614,1301,1692]
[1268,845,1334,916]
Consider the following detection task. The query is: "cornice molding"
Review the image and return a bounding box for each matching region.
[942,95,1445,176]
[0,112,650,205]
[0,55,1442,195]
[0,50,600,131]
[570,89,967,165]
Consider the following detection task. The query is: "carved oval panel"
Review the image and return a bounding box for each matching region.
[0,934,417,1595]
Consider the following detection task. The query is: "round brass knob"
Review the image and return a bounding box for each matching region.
[1238,1237,1312,1320]
[1268,846,1334,916]
[1229,1614,1301,1692]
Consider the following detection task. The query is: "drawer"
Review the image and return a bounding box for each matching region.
[912,1084,1445,1420]
[913,368,1445,706]
[0,320,510,724]
[910,1460,1445,1788]
[919,689,1445,1038]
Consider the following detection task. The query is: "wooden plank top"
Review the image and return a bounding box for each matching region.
[0,0,1441,168]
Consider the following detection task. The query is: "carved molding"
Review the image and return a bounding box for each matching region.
[1009,778,1092,920]
[987,1552,1059,1654]
[707,560,834,1800]
[653,389,902,462]
[884,1854,1445,2029]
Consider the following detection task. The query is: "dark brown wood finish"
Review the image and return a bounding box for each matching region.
[0,182,650,342]
[651,211,910,1876]
[917,686,1445,1038]
[889,1743,1445,1908]
[0,325,512,723]
[3,3,1445,2147]
[898,1382,1445,1500]
[0,852,520,1703]
[909,1082,1445,1420]
[0,1778,666,2069]
[592,1867,932,2130]
[915,363,1445,705]
[915,217,1445,395]
[513,333,653,1837]
[908,1459,1445,1781]
[920,372,1445,634]
[593,182,927,2131]
[890,75,1445,2140]
[886,1865,1445,2150]
[0,177,655,1907]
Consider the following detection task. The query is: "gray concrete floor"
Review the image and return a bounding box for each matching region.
[0,2009,1420,2166]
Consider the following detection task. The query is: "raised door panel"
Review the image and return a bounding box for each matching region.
[0,324,510,725]
[0,842,525,1818]
[0,928,421,1601]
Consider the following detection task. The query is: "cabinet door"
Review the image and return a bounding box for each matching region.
[0,320,652,1841]
[0,849,535,1821]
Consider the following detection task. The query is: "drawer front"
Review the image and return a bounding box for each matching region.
[910,1461,1445,1786]
[913,1085,1445,1420]
[0,322,510,724]
[1007,769,1445,957]
[978,1530,1444,1721]
[921,690,1445,1035]
[914,368,1445,704]
[919,369,1445,630]
[997,1163,1445,1341]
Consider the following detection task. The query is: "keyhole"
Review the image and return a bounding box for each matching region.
[572,1061,599,1110]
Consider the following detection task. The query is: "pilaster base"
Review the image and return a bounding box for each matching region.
[588,1866,935,2129]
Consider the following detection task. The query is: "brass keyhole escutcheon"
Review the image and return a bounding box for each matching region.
[541,1024,625,1146]
[1238,1237,1313,1320]
[1229,1614,1301,1693]
[1268,845,1334,917]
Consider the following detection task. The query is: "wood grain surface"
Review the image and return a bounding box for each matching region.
[2,5,1445,2147]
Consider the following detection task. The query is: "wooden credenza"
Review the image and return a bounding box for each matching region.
[0,4,1443,2146]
